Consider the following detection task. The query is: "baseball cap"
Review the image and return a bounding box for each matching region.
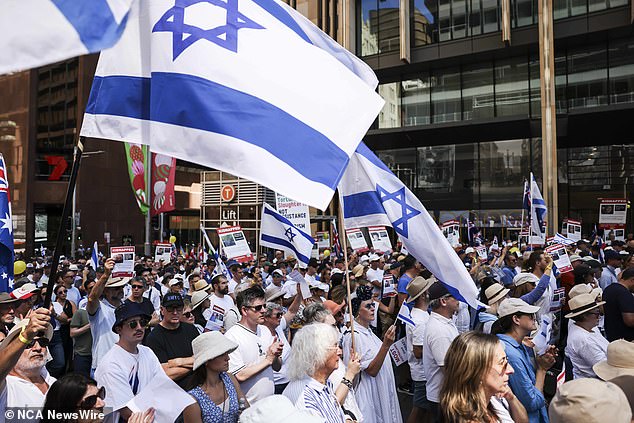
[497,298,540,318]
[604,250,622,261]
[10,283,39,300]
[272,269,284,277]
[162,293,184,307]
[465,247,475,254]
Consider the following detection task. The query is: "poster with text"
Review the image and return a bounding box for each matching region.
[110,246,135,277]
[381,273,397,298]
[315,231,330,249]
[154,243,172,263]
[217,226,253,263]
[475,246,488,261]
[346,228,369,253]
[545,244,573,273]
[275,194,311,234]
[604,225,626,242]
[564,219,581,242]
[368,226,392,253]
[441,220,461,247]
[599,199,628,225]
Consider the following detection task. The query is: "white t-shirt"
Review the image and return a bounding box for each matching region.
[225,323,275,404]
[423,312,459,403]
[565,322,608,379]
[0,368,56,422]
[366,267,384,295]
[88,299,119,370]
[406,307,430,382]
[228,279,239,295]
[94,344,164,423]
[282,280,298,299]
[52,302,64,331]
[260,318,291,385]
[204,294,235,331]
[490,397,515,423]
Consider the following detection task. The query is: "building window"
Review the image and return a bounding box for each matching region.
[567,44,608,110]
[378,83,401,128]
[402,77,432,126]
[462,62,495,120]
[412,0,438,46]
[609,38,634,105]
[495,57,530,117]
[358,0,400,56]
[431,68,462,123]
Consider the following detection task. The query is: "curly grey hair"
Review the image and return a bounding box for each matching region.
[287,323,339,380]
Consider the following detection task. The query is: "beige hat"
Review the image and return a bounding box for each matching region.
[239,395,324,423]
[264,285,285,302]
[497,298,540,318]
[0,318,54,351]
[406,276,436,303]
[485,283,510,306]
[105,276,129,288]
[568,284,602,300]
[352,264,365,278]
[192,279,211,293]
[190,290,211,311]
[549,378,631,423]
[564,293,605,318]
[192,331,238,371]
[593,340,634,380]
[513,272,539,287]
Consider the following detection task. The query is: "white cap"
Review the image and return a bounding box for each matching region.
[368,253,380,262]
[498,298,540,318]
[465,247,475,254]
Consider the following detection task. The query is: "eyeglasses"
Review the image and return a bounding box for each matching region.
[80,386,106,409]
[274,312,283,318]
[363,302,376,310]
[126,318,149,329]
[245,304,265,312]
[183,311,193,318]
[492,355,509,376]
[131,285,144,290]
[165,306,183,314]
[56,289,67,294]
[25,337,50,349]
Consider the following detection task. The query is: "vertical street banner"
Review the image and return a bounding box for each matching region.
[151,153,176,216]
[275,194,311,234]
[110,246,136,277]
[217,225,253,263]
[124,143,149,215]
[346,228,369,253]
[599,198,628,225]
[368,226,392,253]
[441,220,461,247]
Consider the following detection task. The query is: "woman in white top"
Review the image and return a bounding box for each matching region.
[342,285,402,423]
[440,331,528,423]
[564,293,608,379]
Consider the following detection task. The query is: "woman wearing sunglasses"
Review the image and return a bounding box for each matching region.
[440,332,527,423]
[48,284,76,377]
[41,373,106,423]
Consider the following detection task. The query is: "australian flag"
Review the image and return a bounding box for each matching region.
[0,155,14,292]
[331,219,343,258]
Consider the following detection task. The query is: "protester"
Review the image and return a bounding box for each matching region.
[183,331,247,423]
[70,305,93,378]
[549,378,631,423]
[342,285,402,423]
[145,292,200,389]
[564,292,607,378]
[0,292,17,337]
[599,249,622,290]
[397,255,419,308]
[59,269,82,308]
[206,274,236,331]
[493,298,556,423]
[40,373,105,423]
[593,339,634,380]
[189,290,210,332]
[124,277,159,329]
[602,267,634,341]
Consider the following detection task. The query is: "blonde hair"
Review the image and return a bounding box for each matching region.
[440,332,500,423]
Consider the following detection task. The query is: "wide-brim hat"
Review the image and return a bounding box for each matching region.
[192,279,211,293]
[111,301,152,333]
[192,331,239,371]
[0,292,18,304]
[191,290,211,311]
[549,379,631,423]
[352,264,365,278]
[105,276,129,288]
[568,283,602,300]
[564,293,605,318]
[239,395,324,423]
[406,276,436,303]
[0,318,54,351]
[265,285,285,302]
[593,340,634,380]
[485,283,510,306]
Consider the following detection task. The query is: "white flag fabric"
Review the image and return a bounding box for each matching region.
[260,203,315,268]
[0,0,134,75]
[90,241,99,271]
[530,172,547,244]
[553,233,576,246]
[80,0,384,210]
[338,143,482,309]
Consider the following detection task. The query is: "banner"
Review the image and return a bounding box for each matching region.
[545,244,573,273]
[599,198,627,225]
[151,153,176,216]
[110,246,135,277]
[562,218,581,242]
[217,226,253,263]
[124,143,149,215]
[346,228,369,253]
[154,243,172,263]
[368,226,392,253]
[275,194,311,234]
[441,220,461,247]
[604,225,626,242]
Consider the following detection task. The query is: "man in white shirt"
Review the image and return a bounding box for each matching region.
[95,301,162,423]
[366,254,384,295]
[225,286,283,403]
[204,274,235,331]
[304,259,319,287]
[59,268,82,306]
[86,258,126,373]
[405,276,434,423]
[422,282,460,421]
[227,261,243,298]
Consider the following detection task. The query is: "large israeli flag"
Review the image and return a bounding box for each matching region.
[80,0,384,210]
[260,203,315,268]
[338,143,482,309]
[0,0,134,75]
[530,172,547,244]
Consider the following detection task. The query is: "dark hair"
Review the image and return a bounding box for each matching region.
[236,286,265,311]
[621,267,634,281]
[524,251,543,272]
[41,373,97,423]
[490,314,515,335]
[210,274,227,288]
[330,272,344,287]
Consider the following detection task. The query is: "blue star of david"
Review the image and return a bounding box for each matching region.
[284,227,297,243]
[376,184,421,238]
[153,0,265,60]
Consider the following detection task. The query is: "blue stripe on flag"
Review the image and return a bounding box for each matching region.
[342,191,384,218]
[261,234,311,264]
[262,207,314,244]
[52,0,128,52]
[397,312,415,327]
[533,199,546,206]
[85,73,349,190]
[251,0,311,44]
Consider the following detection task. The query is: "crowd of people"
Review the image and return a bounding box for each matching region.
[1,235,634,423]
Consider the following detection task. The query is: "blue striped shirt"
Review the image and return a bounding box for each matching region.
[283,377,346,423]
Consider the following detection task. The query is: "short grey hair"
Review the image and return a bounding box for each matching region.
[264,302,283,317]
[288,323,339,380]
[302,302,332,325]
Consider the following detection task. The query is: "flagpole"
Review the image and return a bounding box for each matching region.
[337,194,355,353]
[519,179,526,250]
[43,137,85,309]
[144,149,151,256]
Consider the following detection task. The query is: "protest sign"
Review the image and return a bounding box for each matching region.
[441,220,461,247]
[388,337,409,366]
[475,246,488,261]
[154,243,172,263]
[288,269,312,299]
[545,244,573,273]
[368,226,392,253]
[110,246,135,277]
[549,287,566,312]
[217,225,253,263]
[275,194,311,233]
[604,225,626,242]
[381,274,396,298]
[346,228,369,253]
[562,218,581,242]
[599,198,628,225]
[315,231,330,249]
[204,305,227,332]
[127,371,194,423]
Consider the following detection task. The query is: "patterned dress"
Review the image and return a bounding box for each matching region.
[188,372,240,423]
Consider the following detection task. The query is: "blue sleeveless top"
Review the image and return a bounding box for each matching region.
[188,372,239,423]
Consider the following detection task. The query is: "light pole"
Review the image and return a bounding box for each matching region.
[71,149,104,259]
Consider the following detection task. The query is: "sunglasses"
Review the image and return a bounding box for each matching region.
[80,386,106,409]
[183,311,193,318]
[26,337,50,349]
[130,285,144,290]
[56,289,67,294]
[126,318,149,329]
[273,312,283,318]
[245,304,265,312]
[363,302,376,310]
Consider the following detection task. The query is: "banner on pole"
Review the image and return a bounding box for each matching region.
[599,198,628,225]
[150,153,176,216]
[124,143,149,215]
[217,226,253,263]
[368,226,392,253]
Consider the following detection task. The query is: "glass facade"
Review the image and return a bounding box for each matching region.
[375,35,634,129]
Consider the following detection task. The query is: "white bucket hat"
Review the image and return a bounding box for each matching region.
[192,332,239,371]
[239,395,324,423]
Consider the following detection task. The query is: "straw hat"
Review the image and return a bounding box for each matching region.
[593,340,634,380]
[568,284,602,300]
[564,293,605,318]
[191,290,211,311]
[192,279,211,293]
[352,264,365,278]
[405,276,435,303]
[0,318,54,351]
[104,276,129,288]
[484,283,510,306]
[264,285,285,302]
[192,331,239,371]
[549,378,631,423]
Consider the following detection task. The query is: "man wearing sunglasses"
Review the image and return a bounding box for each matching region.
[95,301,162,422]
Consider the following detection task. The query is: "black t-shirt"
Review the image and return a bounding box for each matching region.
[602,282,634,341]
[144,322,200,389]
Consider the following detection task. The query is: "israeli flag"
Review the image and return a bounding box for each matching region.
[80,0,384,210]
[530,172,547,244]
[553,233,576,246]
[0,0,134,75]
[260,203,315,268]
[338,143,482,310]
[90,241,99,270]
